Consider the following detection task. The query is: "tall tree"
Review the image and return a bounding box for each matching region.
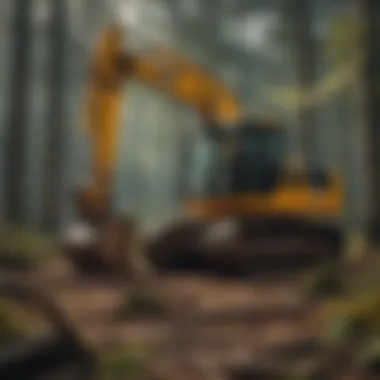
[3,0,33,224]
[360,0,380,240]
[287,0,319,166]
[41,0,68,231]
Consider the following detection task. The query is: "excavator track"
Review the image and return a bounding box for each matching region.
[149,217,343,277]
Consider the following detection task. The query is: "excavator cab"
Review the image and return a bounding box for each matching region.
[229,121,336,195]
[210,119,287,195]
[185,118,342,221]
[230,122,286,194]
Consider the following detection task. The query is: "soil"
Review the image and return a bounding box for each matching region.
[4,253,380,379]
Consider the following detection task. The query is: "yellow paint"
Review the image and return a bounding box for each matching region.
[186,173,343,220]
[80,26,241,213]
[79,25,343,225]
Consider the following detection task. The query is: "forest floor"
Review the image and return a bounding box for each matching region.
[16,258,322,379]
[5,251,380,379]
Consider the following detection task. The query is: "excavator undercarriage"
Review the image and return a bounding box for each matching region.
[148,216,343,277]
[63,212,343,278]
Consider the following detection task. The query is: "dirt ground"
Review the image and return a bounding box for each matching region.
[8,257,325,379]
[5,252,380,379]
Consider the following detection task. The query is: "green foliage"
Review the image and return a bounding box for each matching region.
[0,226,56,269]
[99,344,145,380]
[281,361,314,380]
[116,291,166,319]
[347,293,380,333]
[324,10,361,65]
[267,10,361,110]
[0,299,29,345]
[282,375,311,380]
[358,338,380,373]
[323,291,380,344]
[324,315,369,344]
[272,8,361,65]
[345,256,380,297]
[281,367,313,380]
[302,261,343,298]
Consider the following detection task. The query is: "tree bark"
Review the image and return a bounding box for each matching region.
[3,0,33,224]
[359,0,380,241]
[41,0,68,231]
[288,0,319,166]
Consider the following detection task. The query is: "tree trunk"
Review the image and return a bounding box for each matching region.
[289,0,318,166]
[360,0,380,242]
[3,0,33,224]
[41,0,68,231]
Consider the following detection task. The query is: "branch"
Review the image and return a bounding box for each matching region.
[265,58,357,111]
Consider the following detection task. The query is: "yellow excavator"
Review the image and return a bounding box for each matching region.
[63,25,344,276]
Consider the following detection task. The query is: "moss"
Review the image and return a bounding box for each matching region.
[281,361,314,380]
[347,256,380,296]
[322,290,380,345]
[358,338,380,374]
[116,291,166,319]
[0,299,30,345]
[345,293,380,335]
[99,344,145,380]
[324,315,369,344]
[0,226,56,270]
[302,261,343,298]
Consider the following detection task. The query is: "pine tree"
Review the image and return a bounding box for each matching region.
[3,0,33,224]
[360,0,380,240]
[41,0,68,231]
[287,0,318,166]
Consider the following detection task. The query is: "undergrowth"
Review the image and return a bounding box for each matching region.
[0,225,56,270]
[99,344,145,380]
[116,290,166,319]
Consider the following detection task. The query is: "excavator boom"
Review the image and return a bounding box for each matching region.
[79,25,240,221]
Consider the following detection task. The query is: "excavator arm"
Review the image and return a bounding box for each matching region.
[77,25,240,222]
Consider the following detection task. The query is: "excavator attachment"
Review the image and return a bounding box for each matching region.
[62,215,138,277]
